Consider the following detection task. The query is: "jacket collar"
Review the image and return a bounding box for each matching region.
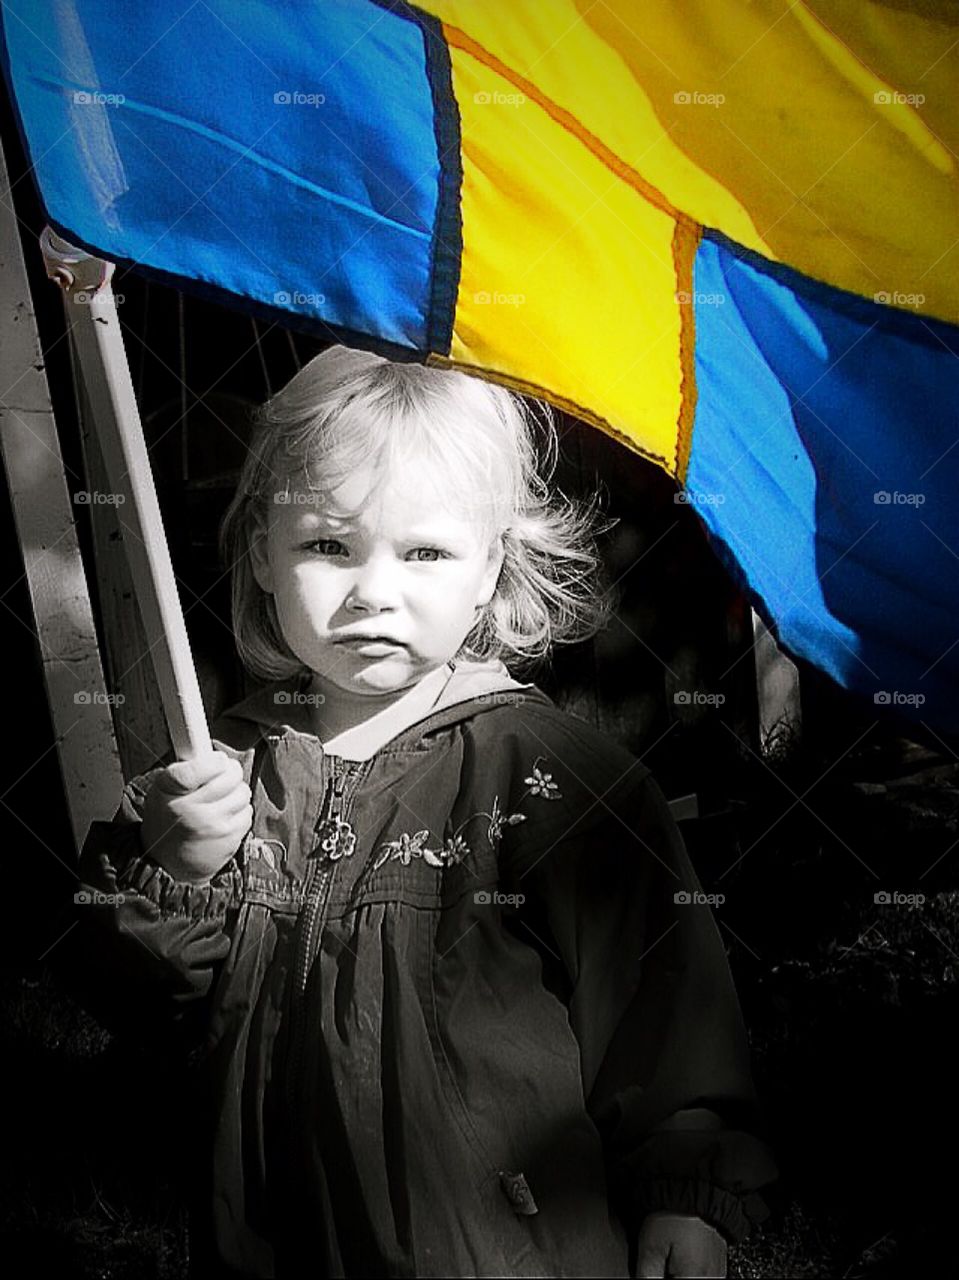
[220,658,554,753]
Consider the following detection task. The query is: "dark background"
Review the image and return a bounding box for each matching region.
[3,87,959,1280]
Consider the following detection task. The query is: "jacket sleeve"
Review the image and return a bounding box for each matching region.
[69,754,246,1047]
[503,767,778,1247]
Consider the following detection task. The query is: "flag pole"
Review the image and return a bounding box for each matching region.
[40,228,213,762]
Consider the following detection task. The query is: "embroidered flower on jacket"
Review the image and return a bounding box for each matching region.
[396,830,430,865]
[244,835,287,871]
[373,829,428,872]
[423,833,470,867]
[315,815,357,861]
[369,755,563,880]
[523,759,562,800]
[372,829,472,874]
[487,795,528,845]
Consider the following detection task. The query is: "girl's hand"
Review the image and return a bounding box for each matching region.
[635,1212,727,1278]
[139,751,253,885]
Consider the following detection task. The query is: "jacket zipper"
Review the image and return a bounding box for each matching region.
[288,754,365,1104]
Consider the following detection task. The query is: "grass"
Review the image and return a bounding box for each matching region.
[0,971,191,1278]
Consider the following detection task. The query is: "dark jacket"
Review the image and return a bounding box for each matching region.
[74,661,777,1278]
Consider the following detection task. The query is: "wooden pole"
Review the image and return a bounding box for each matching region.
[68,334,169,778]
[39,228,212,763]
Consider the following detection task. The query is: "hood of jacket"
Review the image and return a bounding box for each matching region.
[215,657,555,756]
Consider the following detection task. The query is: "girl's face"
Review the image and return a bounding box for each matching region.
[250,459,505,698]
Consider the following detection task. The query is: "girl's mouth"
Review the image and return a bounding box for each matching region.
[335,637,405,655]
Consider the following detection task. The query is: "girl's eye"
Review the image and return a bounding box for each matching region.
[305,539,347,556]
[303,541,448,561]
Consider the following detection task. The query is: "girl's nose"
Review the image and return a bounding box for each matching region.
[345,556,400,612]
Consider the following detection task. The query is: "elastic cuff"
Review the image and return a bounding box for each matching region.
[113,845,244,919]
[631,1177,770,1245]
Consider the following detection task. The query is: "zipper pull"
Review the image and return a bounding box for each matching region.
[314,814,356,860]
[312,758,356,860]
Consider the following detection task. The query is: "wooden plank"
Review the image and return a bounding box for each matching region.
[0,136,124,851]
[668,792,700,822]
[752,607,802,756]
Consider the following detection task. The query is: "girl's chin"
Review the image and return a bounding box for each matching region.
[352,665,411,690]
[319,655,419,694]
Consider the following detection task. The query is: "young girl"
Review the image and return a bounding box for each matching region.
[75,346,777,1278]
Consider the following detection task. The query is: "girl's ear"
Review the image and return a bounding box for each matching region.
[477,534,506,607]
[248,513,274,593]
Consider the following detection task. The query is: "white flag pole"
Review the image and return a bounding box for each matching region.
[40,228,213,762]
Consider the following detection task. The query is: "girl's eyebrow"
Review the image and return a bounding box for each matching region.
[297,513,470,540]
[296,524,475,553]
[296,512,358,529]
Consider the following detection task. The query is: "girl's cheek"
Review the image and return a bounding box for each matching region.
[290,562,336,595]
[276,571,329,619]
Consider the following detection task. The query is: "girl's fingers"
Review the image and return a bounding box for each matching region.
[159,751,241,796]
[636,1256,667,1279]
[185,759,246,805]
[195,773,250,809]
[188,791,253,836]
[203,793,254,830]
[183,802,253,844]
[216,787,254,819]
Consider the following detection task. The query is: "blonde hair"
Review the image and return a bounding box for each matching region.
[219,345,617,680]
